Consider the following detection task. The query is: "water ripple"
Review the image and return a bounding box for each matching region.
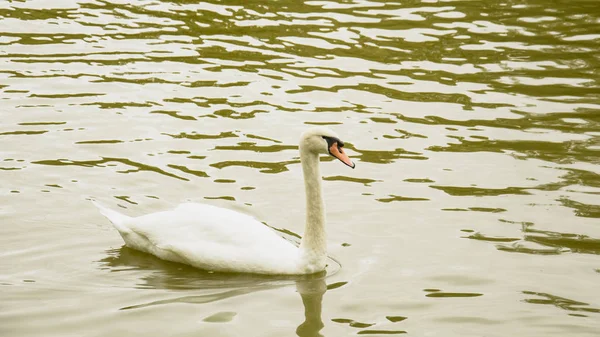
[2,0,600,336]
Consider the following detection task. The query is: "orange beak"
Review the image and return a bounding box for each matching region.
[329,143,355,169]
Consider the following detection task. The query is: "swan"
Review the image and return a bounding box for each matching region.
[93,127,355,275]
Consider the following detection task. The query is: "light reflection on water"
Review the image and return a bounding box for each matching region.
[1,0,599,336]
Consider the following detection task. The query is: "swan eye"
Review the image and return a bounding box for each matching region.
[322,136,345,153]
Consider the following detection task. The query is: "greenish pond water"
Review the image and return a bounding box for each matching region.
[1,0,599,336]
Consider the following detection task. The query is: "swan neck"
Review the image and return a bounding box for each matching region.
[298,147,326,273]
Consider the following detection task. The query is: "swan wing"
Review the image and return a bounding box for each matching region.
[123,203,301,274]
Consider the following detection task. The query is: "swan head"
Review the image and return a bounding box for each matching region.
[300,127,355,169]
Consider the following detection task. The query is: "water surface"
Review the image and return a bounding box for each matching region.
[1,0,599,336]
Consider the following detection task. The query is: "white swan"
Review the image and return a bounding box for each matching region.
[93,127,355,275]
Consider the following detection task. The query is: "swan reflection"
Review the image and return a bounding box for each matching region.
[100,247,332,336]
[296,277,327,337]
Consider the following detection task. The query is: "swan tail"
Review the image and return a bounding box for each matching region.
[91,200,132,234]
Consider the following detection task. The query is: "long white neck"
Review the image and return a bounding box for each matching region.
[298,146,327,273]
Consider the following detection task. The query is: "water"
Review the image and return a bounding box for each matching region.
[1,0,599,336]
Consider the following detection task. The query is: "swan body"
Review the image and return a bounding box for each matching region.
[94,127,355,275]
